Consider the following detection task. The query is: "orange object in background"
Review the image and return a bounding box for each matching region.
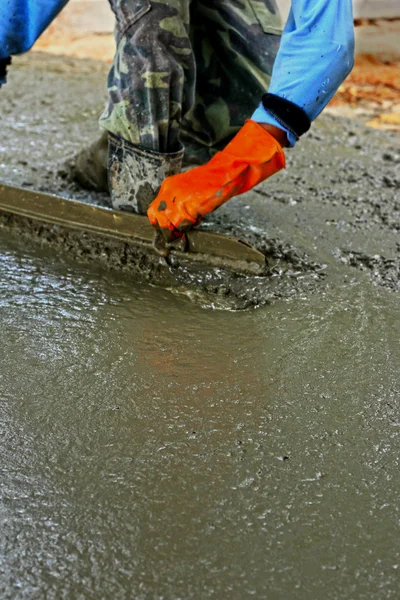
[333,54,400,107]
[147,121,286,241]
[327,20,400,132]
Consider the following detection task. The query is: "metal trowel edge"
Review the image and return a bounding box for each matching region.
[0,183,267,275]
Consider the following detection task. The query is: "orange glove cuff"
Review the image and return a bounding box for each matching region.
[148,120,285,239]
[205,119,285,203]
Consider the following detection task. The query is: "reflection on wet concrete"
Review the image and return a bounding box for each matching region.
[1,234,399,599]
[1,50,399,600]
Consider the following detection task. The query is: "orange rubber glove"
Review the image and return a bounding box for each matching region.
[147,120,285,241]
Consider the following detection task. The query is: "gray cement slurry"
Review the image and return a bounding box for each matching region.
[1,53,399,307]
[0,235,399,599]
[0,52,399,598]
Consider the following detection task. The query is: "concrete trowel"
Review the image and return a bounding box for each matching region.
[0,183,267,276]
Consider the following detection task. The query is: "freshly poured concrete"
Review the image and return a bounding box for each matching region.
[1,234,399,599]
[0,53,399,598]
[1,54,399,305]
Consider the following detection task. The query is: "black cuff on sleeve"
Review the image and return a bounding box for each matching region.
[261,93,311,140]
[0,56,12,80]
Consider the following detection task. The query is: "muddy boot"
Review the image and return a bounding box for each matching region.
[108,133,184,214]
[64,131,109,192]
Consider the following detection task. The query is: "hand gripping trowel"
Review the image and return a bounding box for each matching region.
[0,183,267,275]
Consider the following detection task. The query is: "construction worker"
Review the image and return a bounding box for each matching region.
[0,0,354,242]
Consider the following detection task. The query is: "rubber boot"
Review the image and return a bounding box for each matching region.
[63,131,208,195]
[65,130,109,192]
[108,133,184,215]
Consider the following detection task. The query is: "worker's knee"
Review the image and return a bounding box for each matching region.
[111,0,193,79]
[109,0,190,41]
[109,0,150,38]
[102,0,194,150]
[111,0,193,98]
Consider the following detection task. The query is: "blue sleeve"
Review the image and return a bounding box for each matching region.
[0,0,69,61]
[251,0,354,147]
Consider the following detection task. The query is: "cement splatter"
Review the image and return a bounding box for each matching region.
[0,51,400,600]
[1,53,399,308]
[0,233,399,599]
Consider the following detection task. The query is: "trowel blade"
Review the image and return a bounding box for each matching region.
[0,183,267,274]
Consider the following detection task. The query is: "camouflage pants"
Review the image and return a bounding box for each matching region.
[100,0,282,158]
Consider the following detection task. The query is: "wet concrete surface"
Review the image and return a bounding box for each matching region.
[1,53,399,307]
[1,235,400,599]
[0,53,400,598]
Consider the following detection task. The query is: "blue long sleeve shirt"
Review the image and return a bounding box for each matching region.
[0,0,69,83]
[1,0,354,135]
[252,0,354,146]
